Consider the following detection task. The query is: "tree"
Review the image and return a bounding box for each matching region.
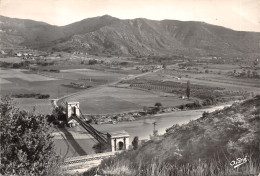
[162,64,166,69]
[88,59,98,65]
[186,80,191,100]
[154,102,162,107]
[154,102,162,112]
[0,97,60,175]
[52,106,66,122]
[247,70,251,78]
[132,136,139,150]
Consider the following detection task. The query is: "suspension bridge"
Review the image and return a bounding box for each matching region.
[51,99,130,173]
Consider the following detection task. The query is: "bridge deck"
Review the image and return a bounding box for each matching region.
[61,152,121,174]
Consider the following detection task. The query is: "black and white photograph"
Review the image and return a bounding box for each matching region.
[0,0,259,175]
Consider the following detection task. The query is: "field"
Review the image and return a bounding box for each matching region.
[64,87,189,114]
[0,77,78,97]
[40,64,142,76]
[0,69,57,82]
[1,67,174,115]
[40,68,126,82]
[141,66,260,94]
[1,58,259,116]
[14,98,53,114]
[64,87,191,114]
[0,57,23,63]
[0,68,135,114]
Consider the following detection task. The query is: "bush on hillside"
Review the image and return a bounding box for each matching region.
[132,136,139,150]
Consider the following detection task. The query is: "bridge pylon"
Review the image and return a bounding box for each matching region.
[66,101,80,120]
[64,101,130,152]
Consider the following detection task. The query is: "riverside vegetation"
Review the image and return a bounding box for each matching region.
[84,96,260,176]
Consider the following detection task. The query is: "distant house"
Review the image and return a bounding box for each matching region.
[16,53,22,57]
[0,50,6,55]
[136,66,144,70]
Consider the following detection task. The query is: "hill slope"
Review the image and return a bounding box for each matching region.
[1,15,260,56]
[90,96,260,175]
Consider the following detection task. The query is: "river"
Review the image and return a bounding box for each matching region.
[92,102,235,141]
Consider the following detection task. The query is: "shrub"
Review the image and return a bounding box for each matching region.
[120,62,129,66]
[49,69,60,73]
[46,114,56,124]
[202,111,210,118]
[12,93,50,99]
[12,63,23,68]
[186,80,191,99]
[89,59,98,65]
[37,94,50,99]
[203,98,213,106]
[132,136,139,150]
[92,143,110,153]
[154,102,162,107]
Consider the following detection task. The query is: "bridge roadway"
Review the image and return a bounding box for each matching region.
[61,151,120,174]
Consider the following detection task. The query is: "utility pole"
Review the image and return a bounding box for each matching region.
[152,122,157,131]
[58,87,60,98]
[152,122,158,136]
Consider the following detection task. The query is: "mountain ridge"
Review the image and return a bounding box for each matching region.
[1,15,259,57]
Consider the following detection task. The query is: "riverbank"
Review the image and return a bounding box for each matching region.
[94,100,238,140]
[87,99,240,125]
[56,100,238,141]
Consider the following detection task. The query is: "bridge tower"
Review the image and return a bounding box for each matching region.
[65,101,130,152]
[107,131,130,152]
[66,101,80,120]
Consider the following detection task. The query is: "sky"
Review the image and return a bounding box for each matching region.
[0,0,260,32]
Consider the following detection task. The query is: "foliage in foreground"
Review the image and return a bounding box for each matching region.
[85,96,260,176]
[86,155,259,176]
[0,97,61,175]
